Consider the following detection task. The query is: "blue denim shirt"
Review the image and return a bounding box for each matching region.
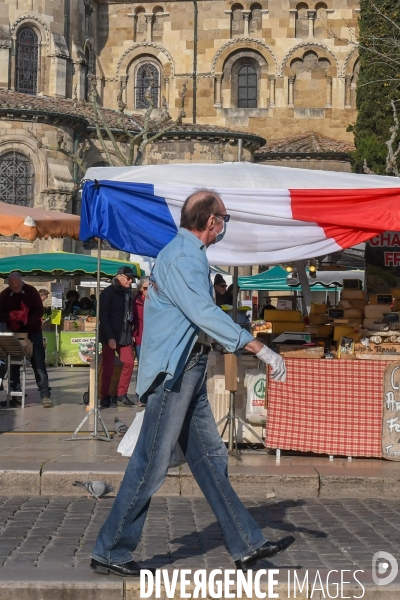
[136,227,254,397]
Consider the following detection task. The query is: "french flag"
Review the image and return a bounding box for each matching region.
[81,163,400,265]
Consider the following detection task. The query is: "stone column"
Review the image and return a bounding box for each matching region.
[164,76,170,105]
[214,72,222,107]
[242,10,251,37]
[268,75,275,108]
[325,75,332,108]
[345,75,352,108]
[307,10,316,37]
[288,76,295,108]
[144,14,153,42]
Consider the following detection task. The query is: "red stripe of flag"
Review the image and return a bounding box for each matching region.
[290,188,400,249]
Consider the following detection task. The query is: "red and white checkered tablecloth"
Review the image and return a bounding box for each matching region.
[266,359,391,457]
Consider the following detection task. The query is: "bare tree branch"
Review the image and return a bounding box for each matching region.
[385,99,400,177]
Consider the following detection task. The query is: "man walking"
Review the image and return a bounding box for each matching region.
[91,190,293,576]
[99,266,136,408]
[0,272,52,408]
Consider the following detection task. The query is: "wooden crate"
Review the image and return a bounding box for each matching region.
[14,333,33,357]
[63,319,86,332]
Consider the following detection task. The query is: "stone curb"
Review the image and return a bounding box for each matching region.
[2,462,400,498]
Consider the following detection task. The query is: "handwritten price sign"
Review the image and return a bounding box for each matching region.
[383,363,400,460]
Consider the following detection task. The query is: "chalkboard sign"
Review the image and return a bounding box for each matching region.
[377,294,393,304]
[382,363,400,461]
[384,312,400,323]
[343,279,363,289]
[328,308,344,319]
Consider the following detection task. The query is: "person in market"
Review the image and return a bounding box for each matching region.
[63,290,81,316]
[213,273,233,306]
[132,276,149,363]
[90,189,292,577]
[39,289,49,303]
[132,276,149,407]
[39,288,52,318]
[0,272,52,408]
[99,266,136,408]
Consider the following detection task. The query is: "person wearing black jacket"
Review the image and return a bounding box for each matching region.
[99,267,136,408]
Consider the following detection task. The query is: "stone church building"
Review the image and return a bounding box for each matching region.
[0,0,359,257]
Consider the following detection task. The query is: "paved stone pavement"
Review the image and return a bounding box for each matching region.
[0,495,399,573]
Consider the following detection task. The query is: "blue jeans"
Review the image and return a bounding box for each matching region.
[135,345,141,361]
[92,353,267,564]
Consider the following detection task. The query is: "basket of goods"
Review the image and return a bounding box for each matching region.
[251,320,272,333]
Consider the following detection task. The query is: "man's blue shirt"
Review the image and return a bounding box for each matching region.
[136,227,254,397]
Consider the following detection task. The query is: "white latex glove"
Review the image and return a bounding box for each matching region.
[256,345,286,382]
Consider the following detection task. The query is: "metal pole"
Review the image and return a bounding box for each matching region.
[93,238,101,437]
[232,266,238,323]
[294,260,312,316]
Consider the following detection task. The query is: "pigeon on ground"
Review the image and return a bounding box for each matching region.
[114,416,128,436]
[72,480,115,499]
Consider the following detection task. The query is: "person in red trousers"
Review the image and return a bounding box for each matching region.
[99,267,136,408]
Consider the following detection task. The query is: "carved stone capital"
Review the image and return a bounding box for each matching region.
[47,193,71,212]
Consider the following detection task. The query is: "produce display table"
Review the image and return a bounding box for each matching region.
[266,358,395,458]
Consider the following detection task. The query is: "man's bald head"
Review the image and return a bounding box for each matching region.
[8,272,23,294]
[180,189,222,232]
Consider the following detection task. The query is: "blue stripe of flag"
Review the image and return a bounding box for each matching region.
[80,180,178,257]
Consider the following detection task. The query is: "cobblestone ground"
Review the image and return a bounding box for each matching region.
[0,496,399,572]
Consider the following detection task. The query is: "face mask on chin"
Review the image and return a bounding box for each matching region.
[214,220,227,243]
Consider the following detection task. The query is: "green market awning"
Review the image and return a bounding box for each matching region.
[238,266,364,292]
[0,252,143,279]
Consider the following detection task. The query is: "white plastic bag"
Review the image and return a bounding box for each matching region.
[244,369,267,424]
[117,410,186,468]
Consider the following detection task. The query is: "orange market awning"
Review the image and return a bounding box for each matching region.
[0,201,80,241]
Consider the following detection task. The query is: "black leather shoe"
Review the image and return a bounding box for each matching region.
[235,536,295,570]
[116,394,136,406]
[90,557,156,577]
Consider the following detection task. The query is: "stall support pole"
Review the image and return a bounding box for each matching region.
[64,239,112,442]
[294,260,312,316]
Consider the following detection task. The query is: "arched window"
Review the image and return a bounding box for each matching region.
[238,64,257,108]
[15,27,39,95]
[0,152,33,206]
[135,62,160,109]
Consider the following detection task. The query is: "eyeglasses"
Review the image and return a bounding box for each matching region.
[218,284,227,288]
[121,274,133,281]
[211,213,231,223]
[142,287,148,290]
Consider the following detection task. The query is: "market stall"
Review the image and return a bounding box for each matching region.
[81,163,400,458]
